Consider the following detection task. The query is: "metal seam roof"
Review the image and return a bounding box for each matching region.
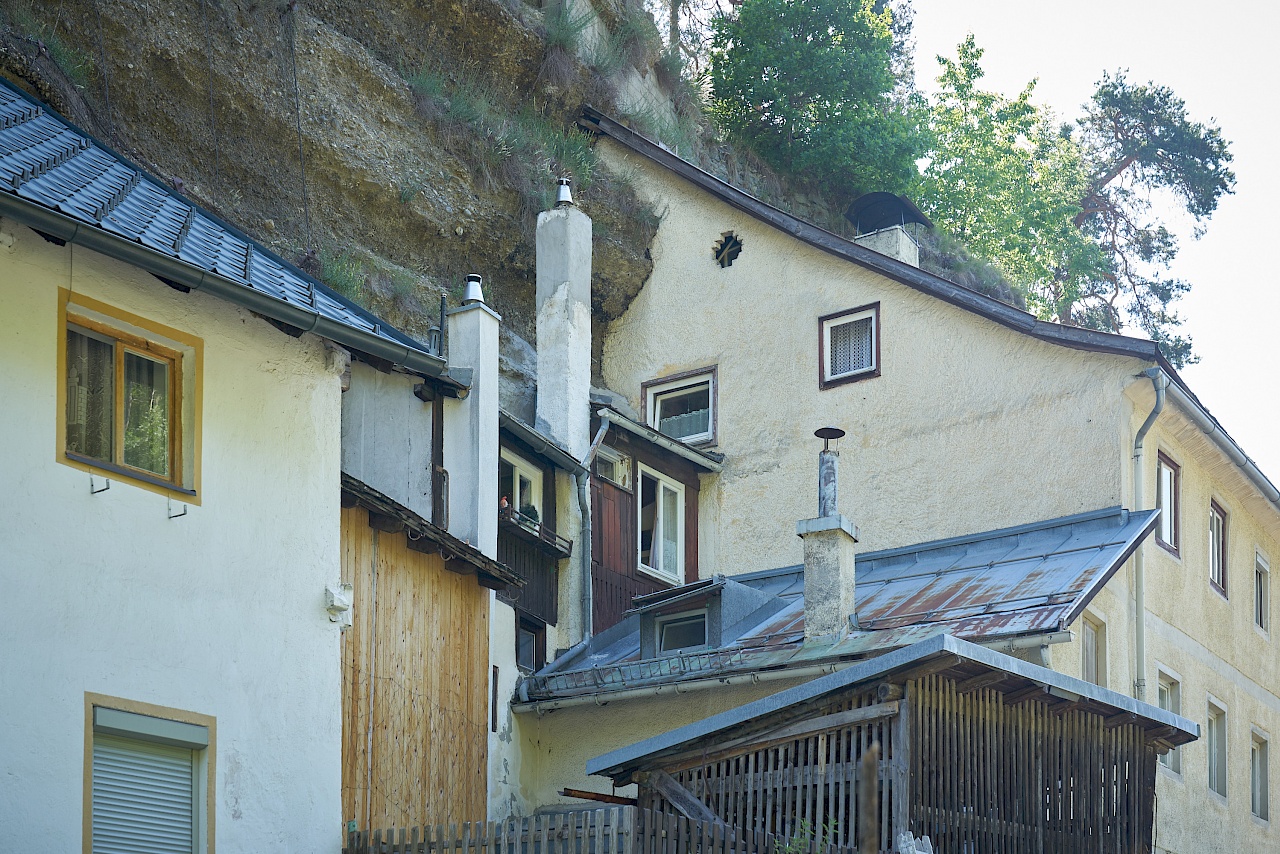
[521,506,1158,701]
[0,80,447,379]
[585,633,1199,781]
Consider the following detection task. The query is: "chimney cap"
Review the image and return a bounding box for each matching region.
[462,273,485,305]
[814,427,845,441]
[555,177,574,207]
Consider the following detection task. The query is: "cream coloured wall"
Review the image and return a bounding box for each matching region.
[0,219,345,851]
[599,139,1136,577]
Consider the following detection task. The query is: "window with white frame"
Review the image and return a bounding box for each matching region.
[656,610,708,653]
[1208,700,1228,798]
[819,303,880,388]
[90,704,212,854]
[1210,501,1229,595]
[1157,672,1182,773]
[1156,452,1180,552]
[645,370,715,444]
[1257,551,1270,633]
[1254,730,1270,820]
[499,448,543,523]
[1081,614,1107,687]
[638,464,684,583]
[594,445,632,489]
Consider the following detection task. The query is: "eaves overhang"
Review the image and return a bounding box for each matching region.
[596,407,723,473]
[499,410,587,475]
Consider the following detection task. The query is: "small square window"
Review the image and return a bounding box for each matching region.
[1081,614,1106,688]
[594,445,632,490]
[516,618,546,673]
[1156,453,1180,553]
[657,610,708,653]
[59,293,200,498]
[1157,672,1182,774]
[819,303,880,388]
[1210,501,1228,595]
[1257,552,1270,633]
[1254,731,1270,820]
[644,369,716,445]
[1208,700,1228,798]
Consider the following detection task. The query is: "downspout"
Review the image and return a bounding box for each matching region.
[546,419,612,673]
[1132,366,1167,702]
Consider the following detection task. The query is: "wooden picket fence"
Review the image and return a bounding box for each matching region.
[343,806,859,854]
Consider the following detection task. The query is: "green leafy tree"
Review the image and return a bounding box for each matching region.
[708,0,925,198]
[917,38,1234,367]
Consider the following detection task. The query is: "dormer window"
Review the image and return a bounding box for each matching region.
[644,368,716,445]
[656,610,707,653]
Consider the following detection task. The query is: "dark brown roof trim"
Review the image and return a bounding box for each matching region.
[341,472,523,589]
[578,107,1165,363]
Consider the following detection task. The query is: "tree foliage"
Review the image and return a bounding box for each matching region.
[915,38,1234,367]
[708,0,925,199]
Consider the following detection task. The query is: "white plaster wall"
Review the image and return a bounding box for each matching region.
[599,140,1135,576]
[0,222,344,851]
[341,360,433,519]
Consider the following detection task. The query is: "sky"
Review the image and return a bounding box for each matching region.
[908,1,1280,479]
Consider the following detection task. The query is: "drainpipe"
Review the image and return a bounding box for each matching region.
[543,419,613,673]
[1132,366,1167,703]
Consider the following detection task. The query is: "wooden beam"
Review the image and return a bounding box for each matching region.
[1104,711,1138,730]
[639,770,722,826]
[955,670,1008,694]
[443,557,477,576]
[475,572,506,590]
[559,788,638,806]
[1004,684,1049,705]
[340,490,360,509]
[875,682,904,702]
[668,701,901,770]
[890,654,962,684]
[367,511,405,533]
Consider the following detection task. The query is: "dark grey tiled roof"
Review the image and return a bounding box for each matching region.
[0,81,438,369]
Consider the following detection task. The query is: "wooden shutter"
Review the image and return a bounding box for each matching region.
[92,734,195,854]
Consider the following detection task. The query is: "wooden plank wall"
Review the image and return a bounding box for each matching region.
[908,674,1158,854]
[341,506,490,832]
[642,687,898,852]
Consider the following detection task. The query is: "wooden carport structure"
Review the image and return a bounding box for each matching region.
[588,635,1197,854]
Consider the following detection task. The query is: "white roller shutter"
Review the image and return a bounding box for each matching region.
[92,733,196,854]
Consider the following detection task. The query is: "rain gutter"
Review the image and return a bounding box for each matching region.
[0,193,458,384]
[595,408,723,473]
[512,630,1073,714]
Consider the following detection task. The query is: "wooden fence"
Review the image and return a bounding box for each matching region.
[342,807,859,854]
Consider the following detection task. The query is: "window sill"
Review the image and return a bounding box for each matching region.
[1254,624,1270,642]
[1156,763,1183,783]
[1252,813,1271,829]
[1210,582,1229,602]
[820,367,880,390]
[1208,789,1229,809]
[637,563,681,586]
[64,452,198,499]
[1155,539,1181,560]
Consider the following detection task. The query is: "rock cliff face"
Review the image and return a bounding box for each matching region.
[2,0,664,398]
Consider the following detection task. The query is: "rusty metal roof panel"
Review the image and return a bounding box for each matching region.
[523,507,1157,701]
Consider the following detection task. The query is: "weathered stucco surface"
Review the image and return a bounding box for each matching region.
[599,139,1134,575]
[0,217,343,850]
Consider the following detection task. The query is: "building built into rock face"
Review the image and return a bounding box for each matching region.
[507,109,1279,853]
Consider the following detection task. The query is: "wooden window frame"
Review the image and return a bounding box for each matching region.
[515,615,547,674]
[499,447,545,522]
[636,462,685,585]
[818,302,881,389]
[1155,452,1180,555]
[643,366,718,446]
[58,290,202,502]
[1210,500,1229,597]
[84,692,216,854]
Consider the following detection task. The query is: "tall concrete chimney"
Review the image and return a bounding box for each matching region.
[798,427,858,639]
[443,275,500,558]
[535,178,592,459]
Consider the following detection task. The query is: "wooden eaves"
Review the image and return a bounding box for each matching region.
[340,472,523,590]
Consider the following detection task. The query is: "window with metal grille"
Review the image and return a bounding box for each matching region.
[819,304,879,388]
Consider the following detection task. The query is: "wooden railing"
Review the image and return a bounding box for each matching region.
[499,506,572,558]
[343,807,859,854]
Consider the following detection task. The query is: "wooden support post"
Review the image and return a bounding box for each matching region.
[859,742,880,854]
[638,771,723,826]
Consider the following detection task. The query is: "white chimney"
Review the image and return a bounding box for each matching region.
[852,226,919,267]
[443,275,501,558]
[798,427,858,639]
[534,178,592,460]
